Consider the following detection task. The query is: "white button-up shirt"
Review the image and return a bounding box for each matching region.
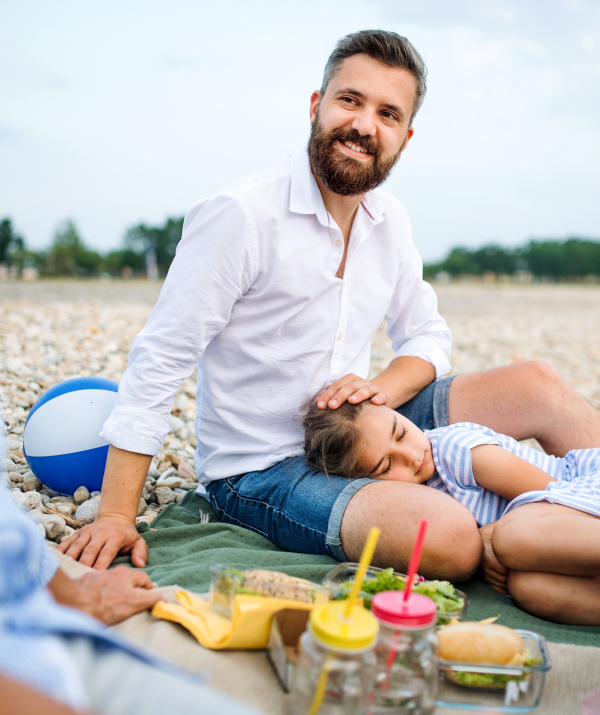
[101,149,452,484]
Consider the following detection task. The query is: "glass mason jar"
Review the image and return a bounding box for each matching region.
[370,592,438,714]
[287,601,379,715]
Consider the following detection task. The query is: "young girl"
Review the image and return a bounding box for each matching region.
[303,401,600,626]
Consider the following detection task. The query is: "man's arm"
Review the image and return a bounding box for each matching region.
[58,446,151,568]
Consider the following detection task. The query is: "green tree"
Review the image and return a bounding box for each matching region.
[124,217,184,276]
[0,218,23,263]
[46,220,102,276]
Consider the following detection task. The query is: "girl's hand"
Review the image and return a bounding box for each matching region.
[479,522,509,595]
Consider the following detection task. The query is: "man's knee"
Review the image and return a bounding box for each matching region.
[514,360,565,399]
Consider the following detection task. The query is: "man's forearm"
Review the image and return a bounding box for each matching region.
[98,445,152,523]
[372,355,436,409]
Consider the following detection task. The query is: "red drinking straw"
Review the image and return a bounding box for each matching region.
[403,518,428,601]
[383,518,429,686]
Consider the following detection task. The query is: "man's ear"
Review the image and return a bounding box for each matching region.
[309,90,321,123]
[400,126,415,153]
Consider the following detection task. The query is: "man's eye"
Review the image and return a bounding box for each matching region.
[341,96,356,104]
[381,111,397,121]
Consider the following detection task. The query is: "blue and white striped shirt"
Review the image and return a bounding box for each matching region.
[424,423,600,526]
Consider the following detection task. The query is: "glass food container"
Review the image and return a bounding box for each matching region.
[436,629,552,712]
[287,601,379,715]
[323,562,469,625]
[371,591,438,714]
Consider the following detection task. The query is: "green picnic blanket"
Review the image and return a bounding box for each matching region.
[122,492,600,648]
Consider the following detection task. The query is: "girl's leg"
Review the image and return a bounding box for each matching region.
[492,502,600,576]
[507,571,600,625]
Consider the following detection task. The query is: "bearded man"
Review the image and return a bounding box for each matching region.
[60,30,600,578]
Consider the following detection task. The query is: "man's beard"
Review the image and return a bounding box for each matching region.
[307,109,403,197]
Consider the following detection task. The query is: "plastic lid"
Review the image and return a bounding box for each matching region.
[372,591,437,628]
[309,601,379,652]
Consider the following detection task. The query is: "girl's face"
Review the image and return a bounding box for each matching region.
[355,404,435,484]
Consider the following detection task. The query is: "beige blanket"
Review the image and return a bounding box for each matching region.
[55,550,600,714]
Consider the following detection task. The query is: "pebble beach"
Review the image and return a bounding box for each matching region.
[2,280,600,543]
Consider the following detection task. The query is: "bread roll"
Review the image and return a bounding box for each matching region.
[438,622,525,665]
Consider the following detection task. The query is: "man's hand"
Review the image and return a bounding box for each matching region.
[316,373,389,410]
[57,514,148,570]
[49,565,162,625]
[479,522,509,594]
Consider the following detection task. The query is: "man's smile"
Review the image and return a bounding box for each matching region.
[337,139,374,159]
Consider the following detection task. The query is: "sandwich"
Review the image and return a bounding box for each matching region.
[438,622,537,689]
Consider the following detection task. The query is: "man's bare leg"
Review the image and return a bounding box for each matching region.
[448,360,600,456]
[340,481,482,582]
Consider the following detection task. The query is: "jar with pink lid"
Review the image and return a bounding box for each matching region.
[370,591,438,714]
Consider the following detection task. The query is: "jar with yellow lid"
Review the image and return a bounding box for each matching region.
[287,601,379,715]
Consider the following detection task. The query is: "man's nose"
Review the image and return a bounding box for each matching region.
[351,108,377,139]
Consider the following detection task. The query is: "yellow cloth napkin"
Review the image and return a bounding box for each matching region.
[152,590,315,650]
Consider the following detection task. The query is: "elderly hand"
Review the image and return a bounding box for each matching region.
[479,522,509,595]
[49,565,163,625]
[316,373,389,410]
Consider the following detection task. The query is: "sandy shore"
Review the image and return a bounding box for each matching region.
[2,280,599,540]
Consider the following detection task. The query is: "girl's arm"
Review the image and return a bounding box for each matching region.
[470,445,556,501]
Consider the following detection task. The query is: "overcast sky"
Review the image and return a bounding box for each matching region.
[2,0,599,261]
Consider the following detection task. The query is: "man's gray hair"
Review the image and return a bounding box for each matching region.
[321,30,427,122]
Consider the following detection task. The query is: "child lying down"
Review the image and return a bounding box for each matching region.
[303,401,600,626]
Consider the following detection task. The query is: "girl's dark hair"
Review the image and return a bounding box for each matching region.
[303,401,369,478]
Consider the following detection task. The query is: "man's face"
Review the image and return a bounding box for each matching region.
[308,53,417,196]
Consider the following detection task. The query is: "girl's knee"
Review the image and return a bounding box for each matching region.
[507,571,568,623]
[491,512,535,570]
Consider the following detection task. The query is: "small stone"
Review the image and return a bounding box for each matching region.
[147,469,160,479]
[51,495,75,504]
[10,471,24,484]
[157,461,172,474]
[158,466,177,479]
[155,487,176,505]
[136,514,155,526]
[75,499,101,524]
[164,452,182,466]
[40,487,61,498]
[32,512,67,541]
[169,415,185,434]
[142,487,151,501]
[20,470,34,481]
[144,479,154,491]
[58,526,76,543]
[155,475,182,489]
[177,462,196,481]
[15,491,42,511]
[74,486,90,504]
[180,480,198,490]
[53,503,74,516]
[90,491,101,498]
[148,490,158,504]
[137,497,147,517]
[23,475,43,492]
[1,458,17,473]
[40,494,51,507]
[5,439,21,451]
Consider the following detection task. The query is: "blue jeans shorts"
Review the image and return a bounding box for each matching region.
[207,376,455,561]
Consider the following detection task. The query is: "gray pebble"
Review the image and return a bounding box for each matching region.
[147,469,160,479]
[10,471,24,484]
[158,466,178,480]
[32,512,67,541]
[90,491,101,498]
[40,494,51,507]
[75,499,100,524]
[137,497,147,516]
[40,488,61,498]
[155,475,182,490]
[15,491,42,511]
[74,486,90,505]
[142,487,151,502]
[180,480,198,490]
[1,458,17,473]
[155,487,176,505]
[58,526,76,543]
[177,462,196,481]
[5,439,21,451]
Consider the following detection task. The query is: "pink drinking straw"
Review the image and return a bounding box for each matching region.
[383,519,429,686]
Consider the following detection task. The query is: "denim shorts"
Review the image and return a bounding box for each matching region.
[207,376,455,561]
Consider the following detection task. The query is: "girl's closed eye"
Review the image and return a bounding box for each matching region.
[397,426,407,441]
[382,459,392,475]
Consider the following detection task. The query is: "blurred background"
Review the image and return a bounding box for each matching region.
[1,0,600,279]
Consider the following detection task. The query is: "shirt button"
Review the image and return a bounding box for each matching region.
[335,239,342,246]
[338,333,343,340]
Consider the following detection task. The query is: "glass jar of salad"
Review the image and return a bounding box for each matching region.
[370,591,438,714]
[287,601,379,715]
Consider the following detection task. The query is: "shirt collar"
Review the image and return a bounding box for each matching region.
[289,147,386,228]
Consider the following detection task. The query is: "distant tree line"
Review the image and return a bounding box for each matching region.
[424,238,600,281]
[0,216,184,278]
[2,216,600,281]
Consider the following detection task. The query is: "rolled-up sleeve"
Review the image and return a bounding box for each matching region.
[384,220,452,379]
[100,195,257,455]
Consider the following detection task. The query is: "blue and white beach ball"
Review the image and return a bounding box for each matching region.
[23,377,119,495]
